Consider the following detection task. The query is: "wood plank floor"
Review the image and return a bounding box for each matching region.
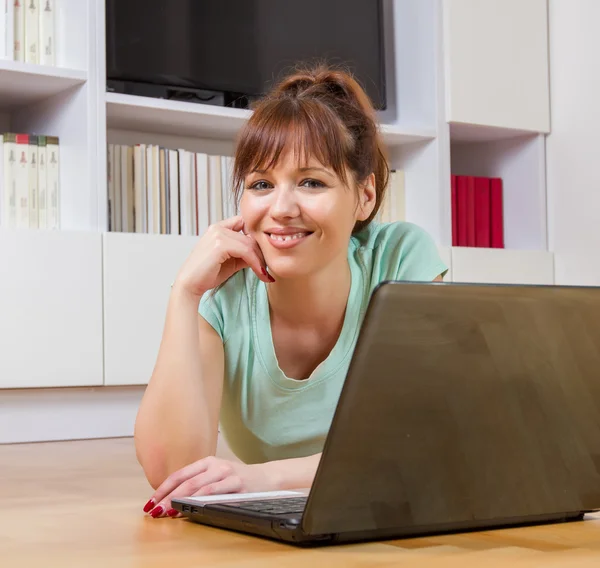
[2,437,600,567]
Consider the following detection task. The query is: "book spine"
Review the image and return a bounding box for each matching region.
[456,175,468,247]
[145,145,153,234]
[390,169,405,222]
[0,0,6,59]
[15,133,29,228]
[28,133,38,228]
[474,177,491,248]
[13,0,24,61]
[451,174,457,246]
[113,144,121,232]
[195,153,209,236]
[37,134,47,229]
[39,0,53,65]
[3,133,17,227]
[119,144,129,232]
[107,143,113,231]
[151,145,160,233]
[159,147,166,234]
[133,144,142,233]
[46,135,59,230]
[168,149,179,235]
[4,0,14,59]
[490,178,505,248]
[208,155,222,224]
[466,176,476,247]
[25,0,38,64]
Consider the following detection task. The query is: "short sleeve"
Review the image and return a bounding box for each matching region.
[197,270,250,343]
[198,290,225,341]
[369,222,449,283]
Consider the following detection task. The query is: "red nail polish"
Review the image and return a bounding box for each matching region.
[143,499,155,513]
[150,506,164,518]
[268,275,276,282]
[166,508,179,517]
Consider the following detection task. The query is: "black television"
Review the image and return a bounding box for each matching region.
[106,0,386,110]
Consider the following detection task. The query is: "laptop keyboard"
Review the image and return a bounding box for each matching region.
[222,496,307,515]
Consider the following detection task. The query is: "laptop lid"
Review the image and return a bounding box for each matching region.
[301,281,600,536]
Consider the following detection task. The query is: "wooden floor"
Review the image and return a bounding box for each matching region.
[3,438,600,567]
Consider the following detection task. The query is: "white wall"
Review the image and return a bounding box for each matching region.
[546,0,600,286]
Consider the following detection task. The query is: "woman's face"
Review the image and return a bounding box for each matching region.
[240,149,376,279]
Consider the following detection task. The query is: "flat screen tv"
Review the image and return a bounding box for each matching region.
[106,0,386,109]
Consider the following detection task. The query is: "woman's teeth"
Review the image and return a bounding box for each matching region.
[269,233,309,241]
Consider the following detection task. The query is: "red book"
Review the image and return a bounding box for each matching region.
[490,178,504,248]
[466,176,476,247]
[456,175,468,246]
[451,175,458,246]
[474,177,491,247]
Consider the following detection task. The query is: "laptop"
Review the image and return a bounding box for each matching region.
[172,280,600,545]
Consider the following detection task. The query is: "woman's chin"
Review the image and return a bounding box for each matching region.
[265,258,311,281]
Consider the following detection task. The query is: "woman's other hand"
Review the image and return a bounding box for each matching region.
[142,456,277,518]
[174,215,274,299]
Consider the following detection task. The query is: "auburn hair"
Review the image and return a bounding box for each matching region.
[232,63,389,233]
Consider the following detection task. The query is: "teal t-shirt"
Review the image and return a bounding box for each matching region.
[198,221,448,464]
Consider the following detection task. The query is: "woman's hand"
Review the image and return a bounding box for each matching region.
[142,456,278,518]
[174,215,274,299]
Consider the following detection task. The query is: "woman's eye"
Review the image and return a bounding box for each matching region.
[249,180,271,190]
[300,179,326,189]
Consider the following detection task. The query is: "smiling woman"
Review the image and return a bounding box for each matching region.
[133,63,448,519]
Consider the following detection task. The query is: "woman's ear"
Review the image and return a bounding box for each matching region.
[356,173,377,221]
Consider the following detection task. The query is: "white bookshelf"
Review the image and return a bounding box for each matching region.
[0,60,86,108]
[0,0,556,438]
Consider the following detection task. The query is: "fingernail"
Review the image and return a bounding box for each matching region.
[143,499,155,513]
[150,506,164,518]
[261,267,275,282]
[166,508,179,517]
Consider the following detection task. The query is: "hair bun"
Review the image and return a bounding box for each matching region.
[274,63,376,118]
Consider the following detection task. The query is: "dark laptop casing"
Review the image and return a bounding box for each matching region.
[174,281,600,545]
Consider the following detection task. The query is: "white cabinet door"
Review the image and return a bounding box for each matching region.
[0,229,103,388]
[103,232,199,386]
[443,0,550,134]
[451,247,554,285]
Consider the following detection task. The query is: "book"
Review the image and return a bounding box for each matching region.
[2,133,17,228]
[39,0,53,65]
[25,0,38,64]
[490,178,504,248]
[453,174,504,249]
[28,133,38,228]
[474,177,491,248]
[46,134,59,229]
[13,0,24,61]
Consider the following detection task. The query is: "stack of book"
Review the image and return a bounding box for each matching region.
[107,144,235,235]
[451,175,504,248]
[0,0,56,65]
[375,169,405,224]
[0,133,60,230]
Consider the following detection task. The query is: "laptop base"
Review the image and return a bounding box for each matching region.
[175,499,586,546]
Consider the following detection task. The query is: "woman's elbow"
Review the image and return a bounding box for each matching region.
[134,433,169,490]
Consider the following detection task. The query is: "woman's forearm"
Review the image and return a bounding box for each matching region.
[264,453,323,490]
[135,285,223,488]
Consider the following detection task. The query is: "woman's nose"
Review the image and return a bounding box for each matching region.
[269,187,300,219]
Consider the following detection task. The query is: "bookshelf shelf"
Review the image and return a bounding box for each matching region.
[105,93,251,140]
[106,92,436,148]
[449,122,545,143]
[0,60,87,109]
